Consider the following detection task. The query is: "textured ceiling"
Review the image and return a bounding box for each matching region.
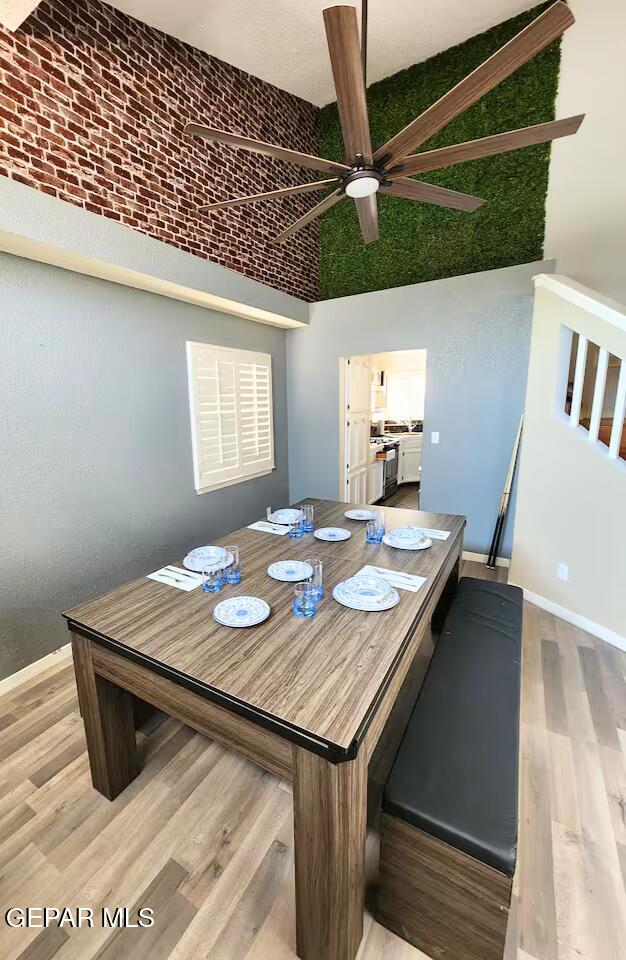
[106,0,539,106]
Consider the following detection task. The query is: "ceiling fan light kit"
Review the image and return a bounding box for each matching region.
[185,1,583,248]
[344,168,382,198]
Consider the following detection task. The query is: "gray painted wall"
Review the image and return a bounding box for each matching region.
[0,253,289,680]
[287,260,554,556]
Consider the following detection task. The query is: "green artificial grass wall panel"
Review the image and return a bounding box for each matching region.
[318,2,561,300]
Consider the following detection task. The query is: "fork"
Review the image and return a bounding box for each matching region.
[373,566,417,582]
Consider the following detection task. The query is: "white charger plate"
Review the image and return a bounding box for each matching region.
[213,596,270,628]
[344,509,376,521]
[267,560,314,582]
[333,582,400,612]
[183,546,234,573]
[314,527,351,542]
[268,508,304,525]
[382,533,432,551]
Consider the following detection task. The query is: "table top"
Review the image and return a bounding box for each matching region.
[65,499,464,760]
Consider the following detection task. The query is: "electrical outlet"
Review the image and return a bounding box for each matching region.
[431,431,440,445]
[557,563,568,581]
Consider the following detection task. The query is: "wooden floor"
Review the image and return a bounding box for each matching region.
[0,561,625,960]
[380,483,421,510]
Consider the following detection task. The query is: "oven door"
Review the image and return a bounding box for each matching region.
[383,447,398,496]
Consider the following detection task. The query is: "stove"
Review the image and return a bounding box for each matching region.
[381,438,399,500]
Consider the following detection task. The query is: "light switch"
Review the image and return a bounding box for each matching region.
[431,432,440,445]
[557,563,568,581]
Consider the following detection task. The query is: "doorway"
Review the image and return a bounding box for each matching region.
[339,349,427,507]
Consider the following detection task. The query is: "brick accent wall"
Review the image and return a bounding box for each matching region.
[0,0,320,300]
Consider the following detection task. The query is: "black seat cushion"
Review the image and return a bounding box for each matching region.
[383,577,523,877]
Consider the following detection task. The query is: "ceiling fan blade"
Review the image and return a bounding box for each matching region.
[323,5,373,165]
[355,194,379,244]
[388,115,585,178]
[374,1,575,167]
[185,123,350,177]
[381,178,484,212]
[199,179,341,212]
[272,187,345,244]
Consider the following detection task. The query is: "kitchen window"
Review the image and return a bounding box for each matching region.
[186,341,275,494]
[384,369,426,421]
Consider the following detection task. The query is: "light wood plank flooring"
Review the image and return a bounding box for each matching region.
[0,561,624,960]
[379,483,420,510]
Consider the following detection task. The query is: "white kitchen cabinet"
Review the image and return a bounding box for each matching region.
[350,358,371,413]
[366,459,384,504]
[349,468,367,504]
[398,434,422,484]
[349,413,370,472]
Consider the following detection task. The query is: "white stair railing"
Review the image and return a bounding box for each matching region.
[609,362,626,460]
[551,277,626,465]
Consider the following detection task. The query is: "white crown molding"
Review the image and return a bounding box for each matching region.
[0,177,308,329]
[534,273,626,332]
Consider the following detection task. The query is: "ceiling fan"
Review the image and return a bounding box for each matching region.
[185,0,583,246]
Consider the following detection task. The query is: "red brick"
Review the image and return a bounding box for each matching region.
[0,0,319,300]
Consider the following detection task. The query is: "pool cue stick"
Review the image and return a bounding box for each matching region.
[486,415,523,568]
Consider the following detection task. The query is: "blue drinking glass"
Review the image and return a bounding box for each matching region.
[289,518,304,539]
[222,545,241,584]
[202,567,222,593]
[365,520,378,544]
[373,510,385,543]
[304,558,323,599]
[302,504,314,533]
[293,582,317,617]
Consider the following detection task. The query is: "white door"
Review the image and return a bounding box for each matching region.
[344,358,371,503]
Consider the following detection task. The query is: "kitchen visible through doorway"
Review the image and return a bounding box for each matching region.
[339,349,427,509]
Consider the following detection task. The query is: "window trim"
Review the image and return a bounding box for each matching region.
[186,341,275,496]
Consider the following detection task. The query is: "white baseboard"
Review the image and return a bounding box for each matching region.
[0,643,72,697]
[510,584,626,652]
[462,551,510,568]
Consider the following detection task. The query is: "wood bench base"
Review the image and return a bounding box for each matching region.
[377,813,512,960]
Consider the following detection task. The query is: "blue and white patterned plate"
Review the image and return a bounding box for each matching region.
[341,575,391,602]
[382,532,432,551]
[314,527,352,542]
[344,509,376,521]
[183,546,234,573]
[333,581,400,612]
[268,508,304,525]
[267,560,314,582]
[213,596,270,628]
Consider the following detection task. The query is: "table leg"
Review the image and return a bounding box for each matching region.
[293,745,367,960]
[71,632,139,800]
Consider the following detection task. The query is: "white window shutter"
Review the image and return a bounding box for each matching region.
[238,358,274,477]
[187,342,275,494]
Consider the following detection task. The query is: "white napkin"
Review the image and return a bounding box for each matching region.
[357,564,426,593]
[415,527,450,540]
[248,521,290,536]
[147,566,202,591]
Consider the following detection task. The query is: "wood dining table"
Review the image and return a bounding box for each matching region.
[64,498,465,960]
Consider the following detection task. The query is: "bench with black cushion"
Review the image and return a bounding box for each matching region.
[377,577,523,960]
